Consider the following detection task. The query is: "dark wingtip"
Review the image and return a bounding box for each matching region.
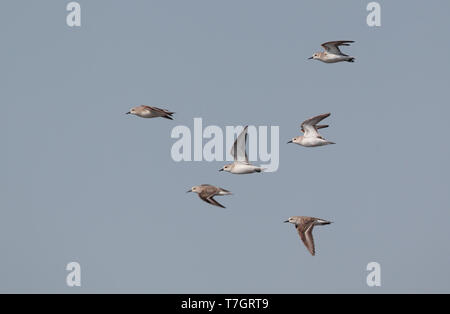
[214,202,226,209]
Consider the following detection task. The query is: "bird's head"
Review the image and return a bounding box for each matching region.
[187,186,199,193]
[284,217,297,224]
[219,164,232,172]
[308,53,320,60]
[287,137,300,144]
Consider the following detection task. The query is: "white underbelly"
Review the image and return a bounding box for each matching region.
[231,163,259,174]
[138,111,159,118]
[322,54,350,63]
[300,137,328,147]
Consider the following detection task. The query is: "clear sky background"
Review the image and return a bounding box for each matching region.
[1,0,450,293]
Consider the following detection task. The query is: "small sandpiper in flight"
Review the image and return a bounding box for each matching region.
[126,105,175,120]
[187,184,232,208]
[284,216,332,256]
[219,126,264,174]
[309,40,355,63]
[288,113,335,147]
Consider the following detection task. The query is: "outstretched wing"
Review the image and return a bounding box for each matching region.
[205,196,225,208]
[301,124,328,133]
[198,188,225,208]
[230,126,249,163]
[296,220,316,256]
[321,41,354,55]
[143,106,175,115]
[300,113,331,138]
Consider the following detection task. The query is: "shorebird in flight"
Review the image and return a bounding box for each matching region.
[187,184,232,208]
[309,41,355,63]
[219,126,264,174]
[284,216,332,256]
[126,105,175,120]
[288,113,335,147]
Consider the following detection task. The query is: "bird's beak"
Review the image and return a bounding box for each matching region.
[308,57,313,60]
[218,168,224,172]
[283,220,289,223]
[186,190,192,193]
[126,111,131,115]
[287,140,293,144]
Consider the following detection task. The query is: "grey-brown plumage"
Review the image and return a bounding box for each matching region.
[187,184,232,208]
[284,216,332,256]
[321,40,354,55]
[219,126,264,174]
[126,105,175,120]
[300,113,331,135]
[309,40,355,63]
[288,113,335,147]
[302,124,328,132]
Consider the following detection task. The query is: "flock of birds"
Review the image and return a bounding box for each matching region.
[126,41,355,256]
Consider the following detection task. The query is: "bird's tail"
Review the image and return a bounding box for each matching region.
[219,189,232,195]
[162,114,174,120]
[347,57,355,63]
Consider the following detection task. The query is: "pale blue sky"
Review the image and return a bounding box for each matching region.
[1,0,450,293]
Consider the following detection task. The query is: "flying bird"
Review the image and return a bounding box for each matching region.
[219,126,264,174]
[187,184,232,208]
[288,113,335,147]
[126,105,175,120]
[308,40,355,63]
[284,216,332,256]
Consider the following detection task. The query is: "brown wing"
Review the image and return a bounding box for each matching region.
[199,184,218,194]
[300,113,331,137]
[296,220,316,256]
[199,188,225,208]
[301,113,331,128]
[143,106,175,120]
[153,106,174,113]
[301,124,328,133]
[230,126,249,163]
[205,196,225,208]
[321,41,354,55]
